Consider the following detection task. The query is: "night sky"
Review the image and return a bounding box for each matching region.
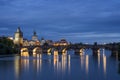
[0,0,120,43]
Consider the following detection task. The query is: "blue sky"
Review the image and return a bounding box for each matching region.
[0,0,120,43]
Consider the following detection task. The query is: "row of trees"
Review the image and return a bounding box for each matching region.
[0,37,18,55]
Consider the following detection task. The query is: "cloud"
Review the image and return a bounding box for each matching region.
[0,0,120,43]
[45,32,120,38]
[40,31,120,43]
[0,27,9,31]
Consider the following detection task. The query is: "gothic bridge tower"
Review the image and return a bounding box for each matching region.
[14,27,23,46]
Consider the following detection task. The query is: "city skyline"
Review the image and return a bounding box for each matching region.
[0,0,120,43]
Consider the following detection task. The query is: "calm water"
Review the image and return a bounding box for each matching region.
[0,50,120,80]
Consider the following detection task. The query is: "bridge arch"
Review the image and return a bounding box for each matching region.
[62,48,68,55]
[47,48,52,53]
[33,47,42,54]
[21,48,29,56]
[21,48,28,53]
[79,48,84,53]
[62,48,67,53]
[47,48,53,55]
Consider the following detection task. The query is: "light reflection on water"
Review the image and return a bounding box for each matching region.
[14,56,19,80]
[85,55,89,74]
[103,53,106,75]
[0,50,120,80]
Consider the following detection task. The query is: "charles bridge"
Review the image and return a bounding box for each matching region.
[19,43,119,56]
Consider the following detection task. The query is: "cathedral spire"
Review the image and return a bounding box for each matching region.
[33,30,37,36]
[32,30,38,41]
[17,27,21,32]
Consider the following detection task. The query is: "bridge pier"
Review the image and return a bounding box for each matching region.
[28,50,33,55]
[75,48,84,55]
[42,49,48,53]
[92,48,100,56]
[111,50,118,57]
[58,49,62,54]
[106,44,120,60]
[53,50,58,55]
[110,45,119,57]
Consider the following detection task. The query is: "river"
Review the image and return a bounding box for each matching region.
[0,49,120,80]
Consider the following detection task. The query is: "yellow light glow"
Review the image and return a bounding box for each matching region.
[80,55,84,69]
[37,54,42,71]
[103,54,106,74]
[47,48,51,53]
[21,58,29,70]
[53,54,59,66]
[14,56,20,80]
[80,49,84,55]
[21,52,29,57]
[62,48,67,53]
[62,55,67,72]
[98,53,100,68]
[85,55,89,74]
[68,55,71,73]
[21,48,28,53]
[54,50,58,56]
[54,43,59,46]
[33,48,36,53]
[48,53,51,55]
[33,52,37,57]
[97,49,100,53]
[33,47,42,54]
[62,52,67,55]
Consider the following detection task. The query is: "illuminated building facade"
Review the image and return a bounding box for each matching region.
[53,39,69,46]
[13,27,68,47]
[40,37,46,46]
[32,31,38,41]
[14,27,23,46]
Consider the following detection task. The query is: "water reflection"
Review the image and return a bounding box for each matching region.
[21,52,29,57]
[18,50,107,76]
[118,63,120,74]
[47,52,51,55]
[85,55,89,74]
[14,52,43,78]
[103,54,106,75]
[14,56,20,80]
[53,51,71,74]
[54,50,58,56]
[11,50,120,80]
[98,50,101,68]
[68,55,71,72]
[53,53,59,69]
[33,53,42,73]
[61,54,67,72]
[21,57,29,70]
[116,52,118,61]
[53,50,59,67]
[80,55,84,69]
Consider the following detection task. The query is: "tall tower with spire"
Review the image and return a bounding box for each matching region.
[14,27,23,46]
[32,31,38,41]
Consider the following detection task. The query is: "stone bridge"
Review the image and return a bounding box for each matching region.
[20,44,119,56]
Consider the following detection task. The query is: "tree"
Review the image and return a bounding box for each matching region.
[0,37,18,54]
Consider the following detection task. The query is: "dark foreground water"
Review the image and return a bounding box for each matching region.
[0,50,120,80]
